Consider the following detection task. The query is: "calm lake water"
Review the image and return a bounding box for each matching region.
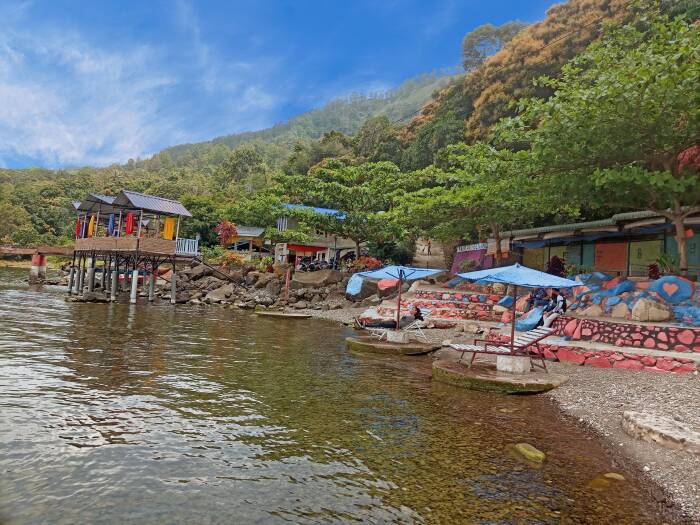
[0,267,671,524]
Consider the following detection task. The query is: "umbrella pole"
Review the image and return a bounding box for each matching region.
[510,285,517,352]
[395,277,403,330]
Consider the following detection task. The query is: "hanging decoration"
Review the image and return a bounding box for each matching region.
[107,214,115,236]
[125,212,135,235]
[162,217,176,240]
[87,215,96,237]
[75,218,82,238]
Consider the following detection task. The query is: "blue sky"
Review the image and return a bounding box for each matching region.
[0,0,553,168]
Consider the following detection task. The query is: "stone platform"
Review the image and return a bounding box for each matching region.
[432,359,568,395]
[255,311,311,319]
[345,336,440,356]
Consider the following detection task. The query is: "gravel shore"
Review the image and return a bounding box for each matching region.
[301,306,700,523]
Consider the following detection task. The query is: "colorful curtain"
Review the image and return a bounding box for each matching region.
[162,217,176,240]
[125,212,135,235]
[107,214,115,236]
[87,215,96,237]
[75,218,81,238]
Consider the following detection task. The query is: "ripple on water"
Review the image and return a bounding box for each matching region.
[0,268,673,524]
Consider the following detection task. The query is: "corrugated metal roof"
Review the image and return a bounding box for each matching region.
[505,219,616,238]
[611,210,660,221]
[76,193,117,212]
[235,225,265,238]
[113,190,191,217]
[283,203,345,218]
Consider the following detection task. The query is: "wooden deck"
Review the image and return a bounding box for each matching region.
[0,245,74,256]
[74,237,195,256]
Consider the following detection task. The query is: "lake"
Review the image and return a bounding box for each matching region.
[0,268,670,524]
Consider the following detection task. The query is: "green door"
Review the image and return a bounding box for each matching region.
[581,244,595,268]
[666,233,700,274]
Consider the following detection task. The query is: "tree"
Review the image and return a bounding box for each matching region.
[215,143,270,190]
[280,160,401,255]
[393,143,563,265]
[499,12,700,273]
[461,21,526,71]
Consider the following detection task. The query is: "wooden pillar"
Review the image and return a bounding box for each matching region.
[110,258,118,302]
[87,253,96,292]
[149,260,157,302]
[100,256,107,290]
[170,259,177,305]
[77,255,86,294]
[130,266,139,304]
[68,252,77,294]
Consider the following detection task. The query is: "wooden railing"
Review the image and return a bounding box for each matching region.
[176,237,199,255]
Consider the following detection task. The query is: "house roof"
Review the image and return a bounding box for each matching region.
[112,190,191,217]
[235,225,265,238]
[283,203,345,218]
[75,193,117,213]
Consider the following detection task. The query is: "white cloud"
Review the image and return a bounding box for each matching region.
[0,1,282,167]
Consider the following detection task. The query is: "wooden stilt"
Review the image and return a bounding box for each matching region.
[170,258,177,305]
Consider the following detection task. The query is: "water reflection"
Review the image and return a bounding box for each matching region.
[0,268,669,524]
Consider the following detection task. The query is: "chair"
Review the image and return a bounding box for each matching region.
[403,308,433,342]
[448,326,555,371]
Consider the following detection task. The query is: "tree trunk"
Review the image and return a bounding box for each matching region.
[672,215,688,276]
[441,238,459,272]
[491,223,502,266]
[354,239,361,258]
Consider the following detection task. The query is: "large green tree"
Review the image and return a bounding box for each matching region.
[499,11,700,273]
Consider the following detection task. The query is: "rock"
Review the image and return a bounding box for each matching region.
[182,264,213,280]
[205,283,235,303]
[245,272,260,286]
[254,273,277,289]
[174,292,190,304]
[81,291,109,303]
[622,411,700,454]
[557,348,586,365]
[610,302,630,319]
[189,298,201,305]
[512,443,545,463]
[292,269,343,289]
[293,301,308,310]
[631,298,672,322]
[347,278,378,302]
[264,278,282,297]
[408,280,429,293]
[603,472,625,481]
[579,304,603,317]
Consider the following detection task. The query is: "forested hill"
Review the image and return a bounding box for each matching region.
[160,73,456,163]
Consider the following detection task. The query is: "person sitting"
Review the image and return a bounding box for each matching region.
[543,288,567,327]
[526,288,547,310]
[411,304,424,322]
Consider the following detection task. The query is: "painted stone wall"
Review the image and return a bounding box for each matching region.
[487,334,700,374]
[569,272,700,326]
[397,290,505,321]
[550,315,700,353]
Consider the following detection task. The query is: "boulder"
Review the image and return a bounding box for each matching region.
[265,279,282,297]
[291,269,343,289]
[512,443,545,463]
[254,273,278,289]
[293,300,308,309]
[579,304,603,317]
[408,280,430,293]
[205,283,235,303]
[182,264,212,280]
[610,302,630,319]
[346,278,378,302]
[245,272,260,286]
[631,298,672,322]
[80,291,109,303]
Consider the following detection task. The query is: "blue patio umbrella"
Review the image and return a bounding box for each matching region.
[357,265,445,329]
[458,263,578,346]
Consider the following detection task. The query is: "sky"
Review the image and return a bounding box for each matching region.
[0,0,554,169]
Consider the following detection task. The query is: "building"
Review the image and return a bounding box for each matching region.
[228,225,268,259]
[70,190,199,303]
[274,204,357,266]
[481,211,700,277]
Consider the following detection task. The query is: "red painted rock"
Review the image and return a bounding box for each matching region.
[671,363,696,374]
[643,338,657,349]
[674,344,689,352]
[610,353,625,361]
[563,319,578,338]
[581,328,592,337]
[557,348,586,365]
[676,358,694,364]
[640,356,657,367]
[657,332,668,342]
[677,329,695,346]
[613,359,645,371]
[631,333,643,341]
[655,359,678,372]
[543,348,557,360]
[614,339,625,347]
[572,323,582,340]
[585,356,613,368]
[622,353,641,360]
